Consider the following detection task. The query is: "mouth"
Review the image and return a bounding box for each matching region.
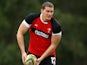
[47,16,52,19]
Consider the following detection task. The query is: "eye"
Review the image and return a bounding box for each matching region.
[46,10,50,12]
[46,10,53,13]
[50,11,53,13]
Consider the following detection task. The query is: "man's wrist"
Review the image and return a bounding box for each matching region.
[21,50,26,54]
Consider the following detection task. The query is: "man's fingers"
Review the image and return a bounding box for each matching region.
[22,52,27,64]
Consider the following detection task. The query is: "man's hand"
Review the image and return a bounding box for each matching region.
[36,58,42,65]
[22,52,27,65]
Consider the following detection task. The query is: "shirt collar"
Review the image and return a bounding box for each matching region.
[40,14,48,24]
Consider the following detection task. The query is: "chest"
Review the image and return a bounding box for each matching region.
[30,18,52,34]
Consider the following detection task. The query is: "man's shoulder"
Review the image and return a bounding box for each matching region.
[51,18,62,33]
[26,13,40,18]
[51,18,61,26]
[25,13,40,24]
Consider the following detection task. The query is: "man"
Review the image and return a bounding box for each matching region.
[16,1,62,65]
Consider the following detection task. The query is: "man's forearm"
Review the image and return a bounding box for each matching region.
[39,44,56,61]
[17,33,25,54]
[39,35,61,61]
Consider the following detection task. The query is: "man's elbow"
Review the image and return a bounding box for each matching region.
[51,44,57,50]
[16,32,19,40]
[16,31,22,39]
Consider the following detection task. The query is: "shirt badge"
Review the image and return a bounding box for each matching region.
[47,28,51,33]
[34,24,38,27]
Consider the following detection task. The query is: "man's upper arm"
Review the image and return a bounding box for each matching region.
[51,34,61,45]
[17,22,29,35]
[51,18,62,46]
[51,18,62,36]
[17,13,40,34]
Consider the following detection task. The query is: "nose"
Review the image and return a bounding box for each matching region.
[48,11,53,16]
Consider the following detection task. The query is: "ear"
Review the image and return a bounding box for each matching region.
[41,9,43,13]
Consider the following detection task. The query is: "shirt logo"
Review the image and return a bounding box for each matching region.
[34,24,38,27]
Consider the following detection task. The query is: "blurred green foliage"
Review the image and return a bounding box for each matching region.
[0,0,87,65]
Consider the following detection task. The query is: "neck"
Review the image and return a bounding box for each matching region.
[42,14,47,22]
[40,14,48,24]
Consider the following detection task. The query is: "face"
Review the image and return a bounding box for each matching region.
[41,6,54,21]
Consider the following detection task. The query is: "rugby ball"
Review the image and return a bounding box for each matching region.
[24,54,37,65]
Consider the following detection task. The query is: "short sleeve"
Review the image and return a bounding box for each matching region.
[51,18,62,35]
[22,13,40,28]
[25,13,36,24]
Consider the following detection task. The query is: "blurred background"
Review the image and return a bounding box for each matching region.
[0,0,87,65]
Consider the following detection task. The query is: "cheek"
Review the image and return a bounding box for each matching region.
[44,12,48,16]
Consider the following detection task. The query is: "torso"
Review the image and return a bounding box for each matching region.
[24,13,61,56]
[28,17,55,56]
